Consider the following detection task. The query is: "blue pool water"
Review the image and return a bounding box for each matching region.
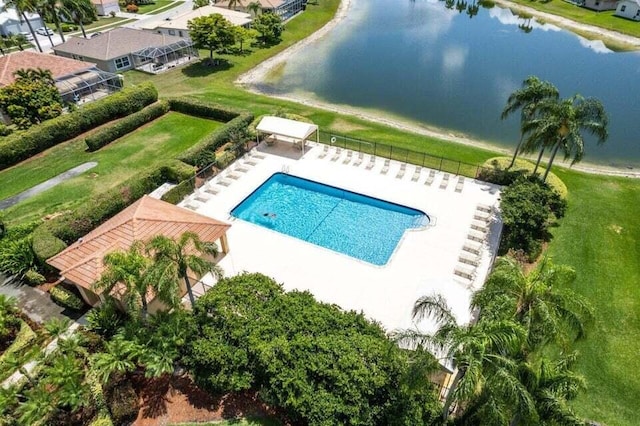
[231,173,429,265]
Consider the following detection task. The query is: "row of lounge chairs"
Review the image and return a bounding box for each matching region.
[183,150,266,210]
[317,145,467,191]
[453,203,494,287]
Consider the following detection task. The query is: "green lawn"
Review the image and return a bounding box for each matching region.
[0,112,221,226]
[504,0,640,42]
[79,17,127,31]
[130,0,181,14]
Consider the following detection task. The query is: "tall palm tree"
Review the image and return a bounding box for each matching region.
[227,0,243,10]
[9,33,29,50]
[472,256,594,352]
[501,76,559,170]
[35,0,65,43]
[3,0,44,52]
[394,293,528,421]
[146,231,223,309]
[94,241,179,322]
[521,95,608,182]
[59,0,96,39]
[247,1,261,15]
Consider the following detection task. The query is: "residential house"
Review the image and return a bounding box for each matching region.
[53,28,198,74]
[214,0,305,20]
[615,0,640,19]
[47,195,231,311]
[582,0,618,11]
[91,0,120,16]
[0,1,44,36]
[136,5,252,38]
[0,51,121,105]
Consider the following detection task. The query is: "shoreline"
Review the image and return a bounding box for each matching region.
[236,0,640,178]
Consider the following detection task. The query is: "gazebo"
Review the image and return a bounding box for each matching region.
[255,116,319,155]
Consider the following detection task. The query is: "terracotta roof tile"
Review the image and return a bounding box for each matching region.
[47,195,231,292]
[0,51,96,86]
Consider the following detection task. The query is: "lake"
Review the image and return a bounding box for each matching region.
[258,0,640,167]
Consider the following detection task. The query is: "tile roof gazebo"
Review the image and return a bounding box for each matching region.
[47,195,231,310]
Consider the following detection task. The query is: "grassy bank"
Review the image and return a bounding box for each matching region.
[0,112,221,226]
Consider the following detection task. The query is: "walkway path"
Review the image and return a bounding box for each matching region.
[0,162,98,210]
[0,275,72,323]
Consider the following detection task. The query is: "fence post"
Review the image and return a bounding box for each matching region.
[439,157,443,172]
[390,146,393,159]
[456,162,461,175]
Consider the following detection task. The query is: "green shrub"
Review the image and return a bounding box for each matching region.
[178,112,253,168]
[0,237,36,278]
[86,299,124,338]
[166,97,243,122]
[50,286,84,310]
[0,83,157,171]
[480,157,568,198]
[60,23,77,32]
[0,320,35,361]
[215,150,236,169]
[161,179,195,205]
[0,124,12,136]
[32,225,67,264]
[85,100,170,151]
[89,416,113,426]
[23,269,45,285]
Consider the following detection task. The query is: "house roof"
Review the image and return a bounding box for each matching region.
[52,28,189,61]
[47,195,231,291]
[0,2,41,25]
[138,5,252,30]
[90,0,119,5]
[0,51,96,86]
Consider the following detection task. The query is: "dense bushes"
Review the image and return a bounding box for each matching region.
[161,179,195,205]
[31,225,67,266]
[105,379,138,425]
[0,83,157,171]
[186,273,440,425]
[171,99,253,168]
[50,285,84,310]
[0,236,37,279]
[85,100,170,151]
[499,176,566,260]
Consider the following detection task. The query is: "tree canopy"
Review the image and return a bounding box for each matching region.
[252,12,284,44]
[187,14,237,59]
[185,272,441,425]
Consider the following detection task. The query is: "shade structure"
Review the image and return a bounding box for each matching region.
[256,116,318,154]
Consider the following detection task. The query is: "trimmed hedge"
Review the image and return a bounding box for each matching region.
[0,83,157,171]
[34,160,195,251]
[161,179,195,205]
[166,97,244,122]
[32,225,67,266]
[178,112,253,168]
[85,100,170,151]
[50,285,84,310]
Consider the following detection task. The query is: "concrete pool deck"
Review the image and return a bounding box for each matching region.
[180,142,502,333]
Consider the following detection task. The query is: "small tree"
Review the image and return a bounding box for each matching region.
[247,0,261,15]
[0,68,63,129]
[233,25,257,52]
[188,14,237,59]
[252,12,283,45]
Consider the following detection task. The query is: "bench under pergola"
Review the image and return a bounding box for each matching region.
[255,116,319,155]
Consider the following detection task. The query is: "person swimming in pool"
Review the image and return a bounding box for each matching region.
[263,212,277,218]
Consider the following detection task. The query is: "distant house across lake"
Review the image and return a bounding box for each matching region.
[215,0,306,20]
[615,0,640,19]
[582,0,619,11]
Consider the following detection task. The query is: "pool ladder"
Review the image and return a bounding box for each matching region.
[282,164,290,174]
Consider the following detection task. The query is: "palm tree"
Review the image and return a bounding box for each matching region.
[227,0,243,10]
[146,232,223,309]
[43,316,71,339]
[393,293,528,421]
[472,256,594,352]
[247,1,261,15]
[35,0,65,43]
[9,33,29,50]
[89,334,139,384]
[14,67,54,83]
[501,76,559,170]
[94,241,179,322]
[3,0,44,52]
[521,95,608,182]
[59,0,96,39]
[16,383,54,425]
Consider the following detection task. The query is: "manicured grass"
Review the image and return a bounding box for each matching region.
[0,112,221,226]
[80,17,127,31]
[130,0,179,14]
[505,0,640,39]
[547,169,640,426]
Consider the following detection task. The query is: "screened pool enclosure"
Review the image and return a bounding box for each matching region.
[132,39,199,74]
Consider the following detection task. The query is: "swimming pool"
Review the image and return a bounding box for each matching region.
[231,173,429,265]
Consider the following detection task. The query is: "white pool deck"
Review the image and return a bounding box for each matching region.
[179,142,502,333]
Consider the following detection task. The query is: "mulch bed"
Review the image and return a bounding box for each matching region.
[131,375,280,426]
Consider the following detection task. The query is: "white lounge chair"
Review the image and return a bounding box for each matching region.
[477,203,493,213]
[463,240,483,255]
[194,194,210,203]
[424,170,435,186]
[412,166,421,182]
[439,173,450,189]
[365,155,376,170]
[396,163,406,179]
[343,150,353,164]
[381,159,390,175]
[459,251,480,267]
[250,151,266,160]
[467,229,487,243]
[235,165,249,173]
[318,145,329,159]
[454,263,476,281]
[474,209,492,222]
[470,219,489,233]
[455,176,465,193]
[203,185,219,195]
[217,178,232,187]
[331,147,342,162]
[226,172,241,180]
[353,152,364,166]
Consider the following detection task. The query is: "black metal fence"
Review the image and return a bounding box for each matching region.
[318,131,491,179]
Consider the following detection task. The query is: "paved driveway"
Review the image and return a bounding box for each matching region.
[0,274,75,323]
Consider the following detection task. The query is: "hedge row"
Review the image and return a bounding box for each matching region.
[34,160,195,258]
[178,112,253,168]
[85,100,170,151]
[161,179,195,205]
[166,97,245,122]
[50,285,84,310]
[0,83,157,171]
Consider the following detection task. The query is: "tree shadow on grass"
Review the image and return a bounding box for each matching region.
[181,59,233,77]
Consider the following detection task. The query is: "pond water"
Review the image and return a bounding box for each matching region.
[258,0,640,167]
